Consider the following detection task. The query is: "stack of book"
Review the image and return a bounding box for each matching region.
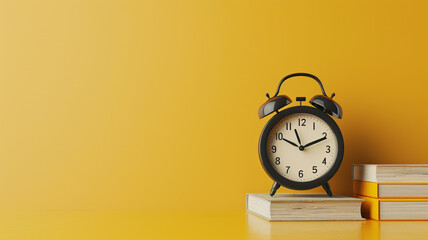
[353,164,428,220]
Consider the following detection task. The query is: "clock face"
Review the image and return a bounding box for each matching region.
[266,113,338,182]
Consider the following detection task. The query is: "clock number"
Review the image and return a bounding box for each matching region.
[326,145,331,153]
[286,166,290,173]
[298,118,306,126]
[275,157,280,165]
[313,122,315,130]
[285,122,291,130]
[271,145,276,153]
[322,132,327,138]
[312,166,317,173]
[275,133,283,140]
[322,158,327,165]
[299,170,304,178]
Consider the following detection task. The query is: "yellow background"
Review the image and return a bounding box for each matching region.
[0,0,428,211]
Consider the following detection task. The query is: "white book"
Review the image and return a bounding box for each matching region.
[352,164,428,183]
[246,193,365,221]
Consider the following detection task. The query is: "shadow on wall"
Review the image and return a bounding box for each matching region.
[330,119,378,196]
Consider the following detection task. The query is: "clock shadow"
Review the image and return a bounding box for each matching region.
[327,125,377,196]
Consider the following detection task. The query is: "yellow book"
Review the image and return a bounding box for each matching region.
[353,180,428,198]
[356,195,428,220]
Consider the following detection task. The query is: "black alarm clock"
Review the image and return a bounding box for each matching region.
[258,73,344,197]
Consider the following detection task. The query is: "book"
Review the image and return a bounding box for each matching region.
[352,164,428,183]
[357,195,428,220]
[246,193,365,221]
[353,180,428,198]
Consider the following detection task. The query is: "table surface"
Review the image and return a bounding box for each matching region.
[0,210,427,239]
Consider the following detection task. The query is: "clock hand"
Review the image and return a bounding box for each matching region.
[303,136,327,148]
[282,138,299,147]
[294,129,302,145]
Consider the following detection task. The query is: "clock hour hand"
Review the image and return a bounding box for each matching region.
[303,136,327,148]
[294,129,301,145]
[282,138,299,147]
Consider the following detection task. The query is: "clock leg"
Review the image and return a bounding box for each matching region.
[270,182,281,196]
[322,182,333,197]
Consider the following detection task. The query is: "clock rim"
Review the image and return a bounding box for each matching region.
[258,106,344,190]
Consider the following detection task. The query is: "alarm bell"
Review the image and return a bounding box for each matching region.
[309,95,343,119]
[258,95,292,119]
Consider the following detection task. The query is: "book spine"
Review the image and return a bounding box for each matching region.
[353,181,379,198]
[354,195,379,220]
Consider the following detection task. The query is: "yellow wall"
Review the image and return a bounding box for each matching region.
[0,0,428,210]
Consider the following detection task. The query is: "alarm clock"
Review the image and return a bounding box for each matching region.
[258,73,344,197]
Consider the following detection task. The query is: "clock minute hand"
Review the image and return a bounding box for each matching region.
[282,138,299,147]
[303,136,327,148]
